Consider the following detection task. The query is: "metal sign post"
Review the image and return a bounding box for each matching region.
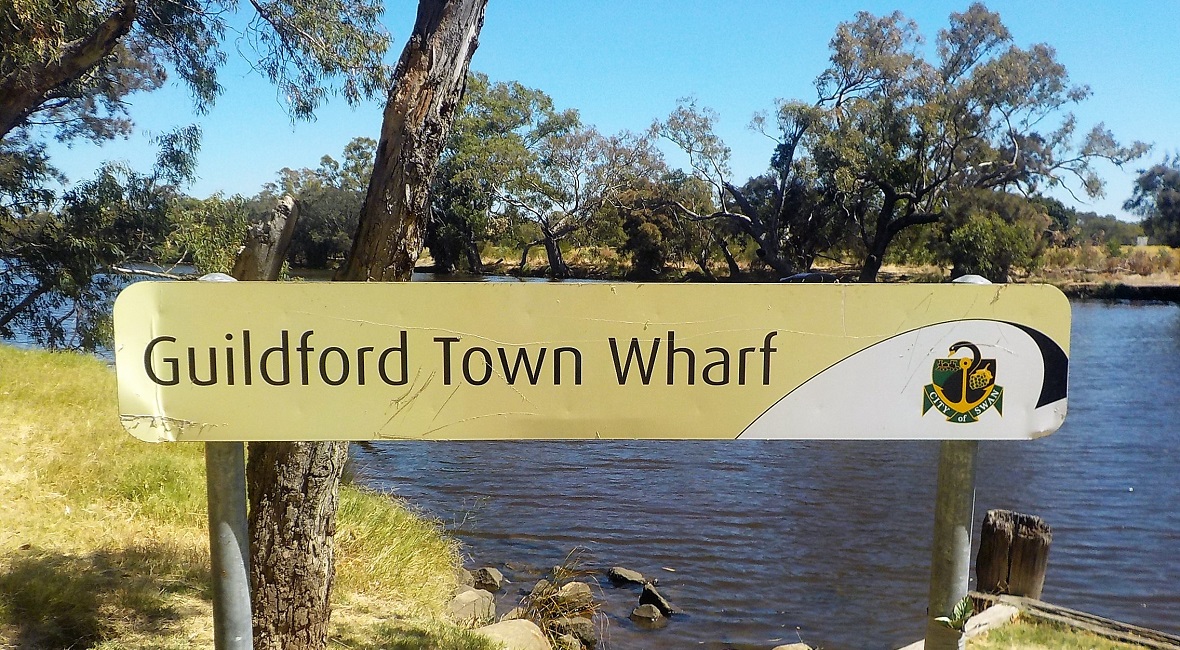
[205,442,253,650]
[924,439,979,650]
[198,273,253,650]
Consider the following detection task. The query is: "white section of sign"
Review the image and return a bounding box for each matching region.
[740,320,1065,440]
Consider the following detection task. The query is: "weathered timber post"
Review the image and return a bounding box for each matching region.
[203,197,300,650]
[975,509,1052,599]
[924,439,979,650]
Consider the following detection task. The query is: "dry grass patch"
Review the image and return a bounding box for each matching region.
[968,616,1146,650]
[0,345,496,650]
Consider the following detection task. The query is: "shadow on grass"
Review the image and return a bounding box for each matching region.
[334,621,501,650]
[0,543,208,648]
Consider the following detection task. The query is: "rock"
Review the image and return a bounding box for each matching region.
[639,583,680,616]
[550,616,598,649]
[473,566,506,592]
[771,644,812,650]
[476,619,553,650]
[606,566,645,585]
[531,579,552,596]
[555,581,594,609]
[552,633,581,650]
[629,603,667,629]
[448,588,495,623]
[501,606,527,621]
[456,567,474,588]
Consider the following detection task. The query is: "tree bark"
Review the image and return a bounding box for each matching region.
[339,0,488,283]
[247,440,349,650]
[542,231,571,279]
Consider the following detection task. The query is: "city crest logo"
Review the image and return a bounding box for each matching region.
[922,341,1003,424]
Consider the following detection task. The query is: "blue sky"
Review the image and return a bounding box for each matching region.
[49,1,1179,220]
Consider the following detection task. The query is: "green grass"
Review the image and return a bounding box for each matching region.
[968,617,1147,650]
[0,345,498,649]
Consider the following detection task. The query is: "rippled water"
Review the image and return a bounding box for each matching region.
[353,300,1180,649]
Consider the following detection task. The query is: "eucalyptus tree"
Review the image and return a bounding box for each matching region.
[0,0,390,144]
[658,99,844,278]
[258,4,487,650]
[507,126,664,278]
[428,72,579,272]
[804,4,1148,281]
[660,4,1148,281]
[1126,154,1180,246]
[252,137,375,269]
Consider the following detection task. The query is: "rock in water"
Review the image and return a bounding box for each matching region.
[550,616,598,649]
[629,603,667,629]
[555,581,594,609]
[639,583,680,616]
[473,566,505,592]
[606,566,646,585]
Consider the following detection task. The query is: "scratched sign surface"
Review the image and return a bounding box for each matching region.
[113,282,1070,442]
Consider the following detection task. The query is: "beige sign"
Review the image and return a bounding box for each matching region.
[114,282,1070,442]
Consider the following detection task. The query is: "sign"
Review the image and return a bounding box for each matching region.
[113,282,1069,442]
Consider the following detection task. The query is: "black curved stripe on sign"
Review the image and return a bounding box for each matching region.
[1008,322,1069,407]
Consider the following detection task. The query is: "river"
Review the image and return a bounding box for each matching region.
[351,299,1180,649]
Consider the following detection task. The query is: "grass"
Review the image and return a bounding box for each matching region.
[0,345,498,650]
[968,616,1147,650]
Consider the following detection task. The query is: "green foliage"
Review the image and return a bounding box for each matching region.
[164,193,250,274]
[434,72,667,278]
[428,72,578,272]
[0,162,175,348]
[934,595,974,631]
[794,3,1146,280]
[1126,154,1180,246]
[938,190,1050,282]
[250,137,374,270]
[0,0,391,146]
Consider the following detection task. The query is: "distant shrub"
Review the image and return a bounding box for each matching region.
[1042,247,1077,269]
[1127,249,1155,275]
[1077,242,1102,269]
[1155,248,1179,273]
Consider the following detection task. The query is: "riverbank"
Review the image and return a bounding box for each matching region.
[413,245,1180,303]
[0,345,495,649]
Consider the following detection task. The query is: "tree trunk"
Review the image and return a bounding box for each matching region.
[222,196,348,650]
[859,250,885,282]
[716,236,742,279]
[252,4,485,649]
[858,208,895,283]
[248,440,350,650]
[339,0,488,283]
[542,231,571,279]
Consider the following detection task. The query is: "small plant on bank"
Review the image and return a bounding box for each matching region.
[518,548,603,648]
[935,595,975,632]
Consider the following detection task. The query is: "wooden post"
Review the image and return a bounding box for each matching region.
[975,509,1052,599]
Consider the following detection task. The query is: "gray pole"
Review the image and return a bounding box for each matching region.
[199,273,253,650]
[206,441,253,650]
[924,439,978,650]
